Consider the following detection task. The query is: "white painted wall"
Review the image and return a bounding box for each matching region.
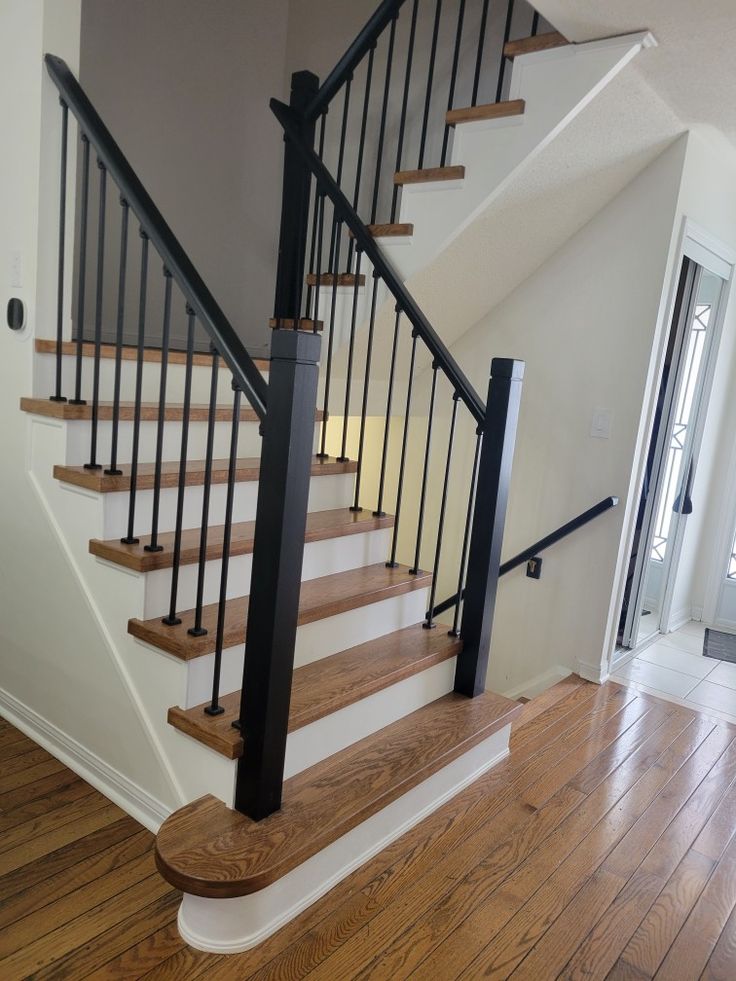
[432,137,688,693]
[0,0,181,827]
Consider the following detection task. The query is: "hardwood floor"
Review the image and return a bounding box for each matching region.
[1,679,736,979]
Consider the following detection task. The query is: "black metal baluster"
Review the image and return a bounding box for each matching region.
[531,9,540,35]
[84,161,107,470]
[418,0,443,169]
[189,349,220,637]
[472,0,491,107]
[370,16,397,224]
[387,330,418,567]
[317,218,343,458]
[105,198,129,475]
[206,383,242,716]
[374,306,401,517]
[163,307,196,625]
[409,363,438,574]
[334,77,353,197]
[121,230,149,545]
[70,135,90,406]
[144,269,173,552]
[441,0,466,166]
[304,114,327,319]
[51,100,69,403]
[337,249,362,462]
[390,0,419,222]
[449,429,481,636]
[424,393,459,627]
[496,0,516,103]
[312,192,325,331]
[347,44,375,270]
[351,273,380,512]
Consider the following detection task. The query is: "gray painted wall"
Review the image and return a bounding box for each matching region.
[79,0,289,354]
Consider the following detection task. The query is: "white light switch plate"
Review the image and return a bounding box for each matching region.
[590,408,613,439]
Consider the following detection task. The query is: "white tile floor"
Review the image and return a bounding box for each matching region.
[611,620,736,725]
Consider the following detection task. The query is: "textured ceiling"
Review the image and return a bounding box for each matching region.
[535,0,736,147]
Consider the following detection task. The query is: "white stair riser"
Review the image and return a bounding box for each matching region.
[35,351,266,405]
[181,586,430,707]
[63,418,273,466]
[101,472,356,540]
[140,527,393,618]
[177,724,511,954]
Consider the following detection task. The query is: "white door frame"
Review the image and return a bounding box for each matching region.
[606,217,735,677]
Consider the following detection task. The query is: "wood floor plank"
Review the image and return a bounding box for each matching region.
[654,833,736,979]
[701,899,736,980]
[0,765,90,813]
[413,716,713,979]
[86,923,192,979]
[455,723,730,980]
[0,830,151,932]
[0,874,174,979]
[0,788,115,856]
[0,775,94,834]
[0,815,141,904]
[0,754,65,795]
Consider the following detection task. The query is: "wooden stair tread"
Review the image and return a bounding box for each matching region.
[394,165,465,186]
[168,624,463,758]
[34,338,270,371]
[20,397,300,424]
[155,689,521,897]
[446,98,525,126]
[349,223,414,238]
[90,507,394,572]
[54,455,356,494]
[129,563,431,661]
[305,273,365,287]
[504,32,568,58]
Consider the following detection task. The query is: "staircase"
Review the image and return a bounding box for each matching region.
[19,0,648,955]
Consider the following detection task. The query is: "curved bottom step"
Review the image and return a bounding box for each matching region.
[155,690,520,952]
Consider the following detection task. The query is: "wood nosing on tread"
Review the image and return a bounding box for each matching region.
[155,690,522,896]
[128,563,431,661]
[90,508,394,572]
[306,273,366,287]
[268,318,323,332]
[394,165,465,185]
[349,223,414,238]
[167,625,463,758]
[53,455,356,494]
[504,31,568,58]
[34,338,270,370]
[446,98,525,126]
[20,397,284,423]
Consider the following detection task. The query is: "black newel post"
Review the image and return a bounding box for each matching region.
[235,329,322,820]
[455,358,524,697]
[272,70,319,326]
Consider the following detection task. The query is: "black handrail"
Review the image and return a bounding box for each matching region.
[305,0,408,122]
[270,98,486,425]
[430,495,619,618]
[44,54,268,421]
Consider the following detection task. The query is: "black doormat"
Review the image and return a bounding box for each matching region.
[703,628,736,663]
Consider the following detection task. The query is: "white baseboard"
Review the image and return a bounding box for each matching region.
[666,607,692,634]
[0,685,171,833]
[501,665,571,700]
[177,725,511,954]
[576,656,609,685]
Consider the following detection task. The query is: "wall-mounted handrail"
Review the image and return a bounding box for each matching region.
[44,53,268,420]
[271,97,486,425]
[431,495,620,618]
[304,0,409,122]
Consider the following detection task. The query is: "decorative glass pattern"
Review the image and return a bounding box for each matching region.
[650,302,711,563]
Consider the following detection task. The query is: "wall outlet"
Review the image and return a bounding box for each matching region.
[526,556,542,579]
[590,407,613,439]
